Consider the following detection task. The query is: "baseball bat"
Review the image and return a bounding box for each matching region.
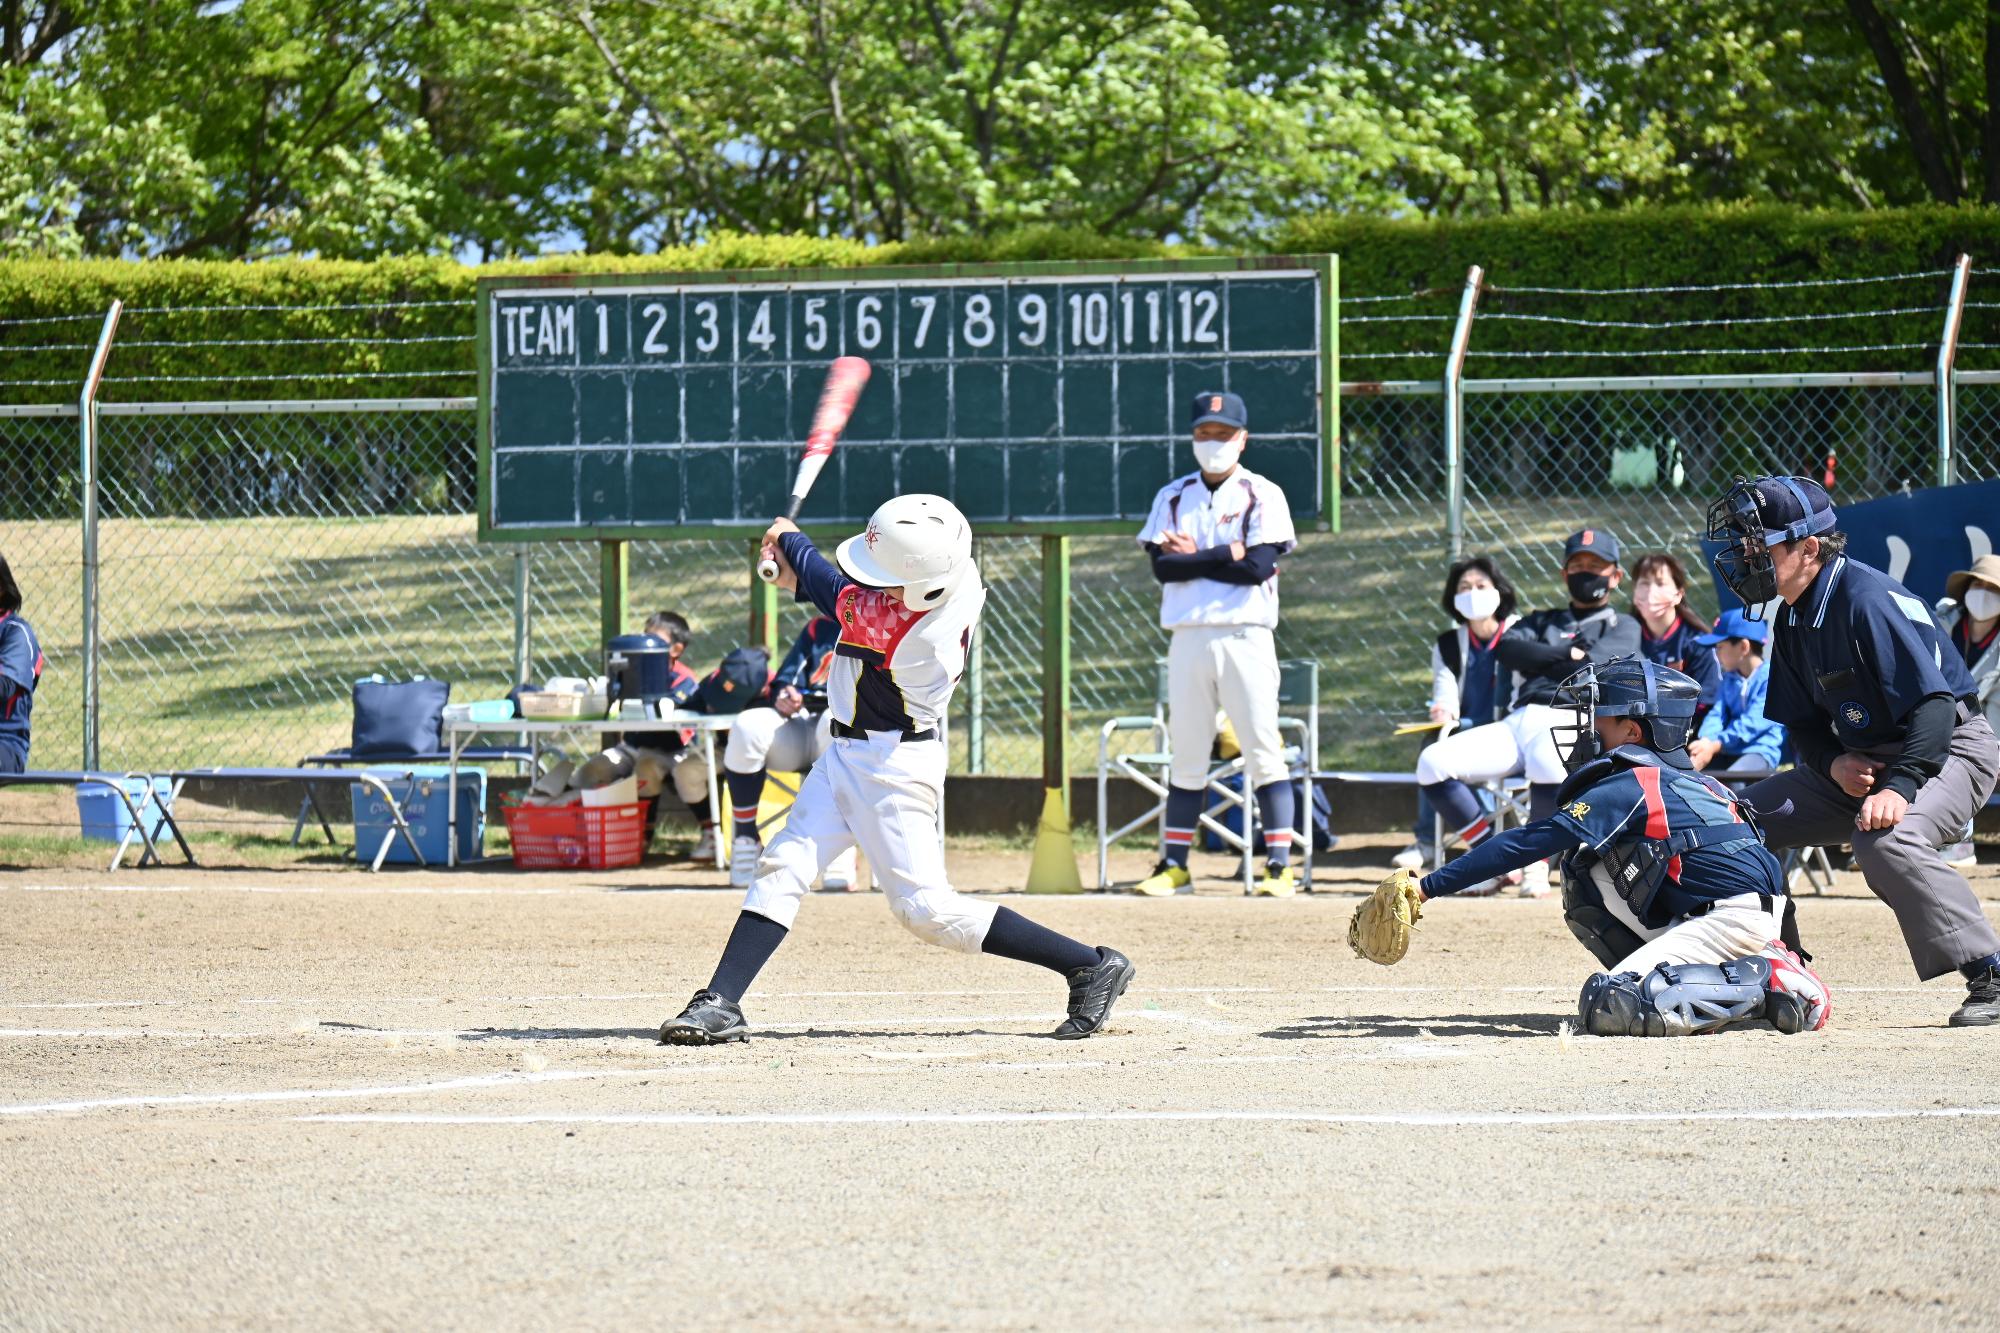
[757,355,872,583]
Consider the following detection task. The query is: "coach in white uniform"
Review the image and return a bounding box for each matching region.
[1132,391,1300,897]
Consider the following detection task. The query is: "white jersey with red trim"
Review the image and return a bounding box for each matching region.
[1136,466,1297,630]
[825,573,984,733]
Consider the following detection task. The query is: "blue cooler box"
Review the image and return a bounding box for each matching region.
[76,776,176,844]
[351,767,485,865]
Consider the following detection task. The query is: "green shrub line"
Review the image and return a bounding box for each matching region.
[5,206,2000,404]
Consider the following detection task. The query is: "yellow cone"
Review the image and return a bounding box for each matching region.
[1025,786,1083,894]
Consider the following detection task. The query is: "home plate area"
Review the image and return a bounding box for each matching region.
[2,864,1998,1328]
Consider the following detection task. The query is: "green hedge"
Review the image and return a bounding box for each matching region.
[4,207,2000,404]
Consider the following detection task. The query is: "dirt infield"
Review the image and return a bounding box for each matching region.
[2,843,1998,1330]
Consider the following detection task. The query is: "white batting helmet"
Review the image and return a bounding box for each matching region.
[834,493,973,611]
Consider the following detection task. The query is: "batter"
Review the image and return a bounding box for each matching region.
[1132,390,1301,897]
[660,494,1135,1044]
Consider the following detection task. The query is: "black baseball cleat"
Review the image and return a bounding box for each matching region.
[1949,964,2000,1027]
[1053,947,1134,1040]
[659,990,750,1045]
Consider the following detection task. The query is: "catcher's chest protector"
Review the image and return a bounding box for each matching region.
[1558,755,1759,924]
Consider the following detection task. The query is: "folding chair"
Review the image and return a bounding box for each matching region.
[1095,658,1316,894]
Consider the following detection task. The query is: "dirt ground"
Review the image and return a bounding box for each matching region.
[3,835,1999,1331]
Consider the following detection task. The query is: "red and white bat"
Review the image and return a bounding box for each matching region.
[757,355,872,583]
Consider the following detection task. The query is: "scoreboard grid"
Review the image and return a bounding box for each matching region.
[476,256,1338,541]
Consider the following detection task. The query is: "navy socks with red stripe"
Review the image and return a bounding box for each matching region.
[725,768,766,840]
[1162,786,1203,867]
[1254,780,1295,867]
[1422,779,1490,846]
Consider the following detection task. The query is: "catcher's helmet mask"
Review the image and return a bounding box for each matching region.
[1549,655,1703,774]
[1705,475,1837,618]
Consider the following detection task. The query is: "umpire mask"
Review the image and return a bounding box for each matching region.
[1706,475,1836,617]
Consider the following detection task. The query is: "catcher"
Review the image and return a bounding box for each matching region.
[1350,656,1831,1037]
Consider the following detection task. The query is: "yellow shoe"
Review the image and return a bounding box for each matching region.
[1133,859,1192,897]
[1252,861,1297,898]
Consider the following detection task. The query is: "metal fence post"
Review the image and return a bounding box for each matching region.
[511,547,533,686]
[965,621,985,774]
[1442,267,1484,559]
[1936,253,1971,488]
[77,300,122,770]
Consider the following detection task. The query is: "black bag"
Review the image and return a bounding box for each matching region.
[351,676,449,757]
[696,647,771,714]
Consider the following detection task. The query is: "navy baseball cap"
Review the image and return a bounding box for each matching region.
[1693,607,1769,646]
[1562,526,1621,565]
[1191,391,1247,431]
[1737,475,1837,543]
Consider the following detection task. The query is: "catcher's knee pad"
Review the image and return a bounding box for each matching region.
[1561,860,1647,970]
[887,887,996,954]
[1579,959,1772,1037]
[1761,944,1831,1033]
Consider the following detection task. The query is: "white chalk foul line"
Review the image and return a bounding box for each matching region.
[297,1105,2000,1129]
[0,1066,678,1118]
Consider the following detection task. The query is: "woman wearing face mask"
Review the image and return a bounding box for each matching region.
[1410,527,1642,896]
[1392,557,1520,873]
[1937,554,2000,868]
[1629,553,1721,718]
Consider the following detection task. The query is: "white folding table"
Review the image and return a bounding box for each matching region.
[443,713,737,868]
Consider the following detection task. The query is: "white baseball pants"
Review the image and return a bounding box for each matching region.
[1168,624,1286,790]
[1414,703,1567,787]
[1610,893,1787,976]
[741,732,996,953]
[724,706,831,775]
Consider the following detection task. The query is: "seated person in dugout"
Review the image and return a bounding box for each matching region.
[0,554,42,775]
[1393,555,1519,873]
[630,610,720,859]
[1629,551,1720,719]
[1411,526,1640,898]
[722,613,861,892]
[1407,656,1829,1037]
[1684,608,1785,775]
[1936,554,2000,868]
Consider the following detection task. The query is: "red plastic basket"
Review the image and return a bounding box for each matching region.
[500,798,646,870]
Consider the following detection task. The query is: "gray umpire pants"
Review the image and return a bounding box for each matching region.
[1744,712,1999,980]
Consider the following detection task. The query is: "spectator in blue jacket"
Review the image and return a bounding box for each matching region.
[1684,608,1784,774]
[0,554,42,775]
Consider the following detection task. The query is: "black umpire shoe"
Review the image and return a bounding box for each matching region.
[1949,963,2000,1028]
[660,990,750,1045]
[1053,947,1134,1040]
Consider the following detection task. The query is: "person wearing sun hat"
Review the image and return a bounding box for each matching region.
[1936,553,2000,867]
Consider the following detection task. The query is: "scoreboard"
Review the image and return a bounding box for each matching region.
[476,256,1336,539]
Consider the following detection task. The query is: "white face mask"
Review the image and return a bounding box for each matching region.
[1966,587,2000,621]
[1453,587,1502,622]
[1192,432,1244,475]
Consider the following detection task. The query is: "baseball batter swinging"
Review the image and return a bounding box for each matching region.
[1132,391,1300,897]
[661,494,1135,1044]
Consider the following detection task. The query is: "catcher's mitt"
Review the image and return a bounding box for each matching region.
[1348,868,1424,965]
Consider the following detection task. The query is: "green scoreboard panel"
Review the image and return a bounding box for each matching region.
[477,256,1336,539]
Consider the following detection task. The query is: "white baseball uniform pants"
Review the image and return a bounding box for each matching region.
[633,744,710,804]
[1610,893,1788,976]
[741,731,996,952]
[1414,703,1566,787]
[1168,624,1286,791]
[724,706,832,775]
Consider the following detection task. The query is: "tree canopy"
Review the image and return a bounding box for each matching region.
[3,0,1995,260]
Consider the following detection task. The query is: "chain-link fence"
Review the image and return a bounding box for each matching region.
[2,360,1983,780]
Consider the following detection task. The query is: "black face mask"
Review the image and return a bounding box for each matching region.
[1566,570,1612,605]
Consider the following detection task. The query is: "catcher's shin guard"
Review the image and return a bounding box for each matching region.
[1578,958,1775,1037]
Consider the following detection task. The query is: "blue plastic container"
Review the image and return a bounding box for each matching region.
[75,777,176,845]
[350,767,485,865]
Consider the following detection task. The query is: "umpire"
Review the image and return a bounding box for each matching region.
[1708,475,2000,1026]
